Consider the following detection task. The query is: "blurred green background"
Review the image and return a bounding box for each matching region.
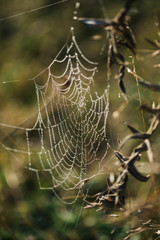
[0,0,160,239]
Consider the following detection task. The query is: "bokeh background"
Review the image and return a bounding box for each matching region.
[0,0,160,239]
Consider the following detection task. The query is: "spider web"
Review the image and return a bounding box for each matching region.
[0,26,109,203]
[25,27,109,202]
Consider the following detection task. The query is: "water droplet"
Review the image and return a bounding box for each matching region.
[152,101,155,109]
[113,111,119,118]
[75,2,80,9]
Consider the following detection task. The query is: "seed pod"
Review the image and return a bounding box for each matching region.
[128,162,150,182]
[119,65,126,94]
[138,80,160,92]
[114,151,150,182]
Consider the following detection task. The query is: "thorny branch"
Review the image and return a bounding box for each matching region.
[84,94,160,212]
[78,0,160,220]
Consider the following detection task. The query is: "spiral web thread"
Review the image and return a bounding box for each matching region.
[0,28,109,203]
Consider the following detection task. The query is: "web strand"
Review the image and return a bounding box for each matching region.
[0,0,68,22]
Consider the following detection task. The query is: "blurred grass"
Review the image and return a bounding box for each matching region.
[0,0,160,239]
